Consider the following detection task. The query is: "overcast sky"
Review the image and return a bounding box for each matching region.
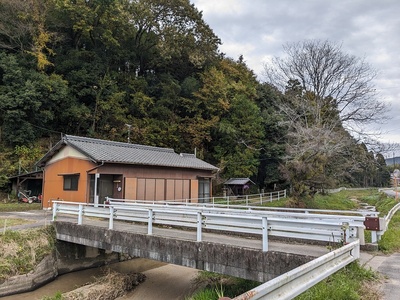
[191,0,400,157]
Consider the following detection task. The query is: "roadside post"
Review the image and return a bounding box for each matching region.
[393,169,400,201]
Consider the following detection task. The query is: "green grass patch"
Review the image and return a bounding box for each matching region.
[0,202,41,212]
[261,189,383,211]
[374,196,397,215]
[305,193,358,210]
[186,271,260,300]
[263,198,289,207]
[378,213,400,253]
[0,226,55,281]
[295,262,380,300]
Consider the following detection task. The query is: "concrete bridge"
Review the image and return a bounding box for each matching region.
[53,218,329,282]
[52,198,366,283]
[53,199,380,298]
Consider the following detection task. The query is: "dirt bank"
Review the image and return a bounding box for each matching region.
[116,264,200,300]
[62,270,146,300]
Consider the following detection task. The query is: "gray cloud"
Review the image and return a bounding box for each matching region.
[192,0,400,154]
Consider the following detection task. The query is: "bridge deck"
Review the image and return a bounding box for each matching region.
[54,213,330,258]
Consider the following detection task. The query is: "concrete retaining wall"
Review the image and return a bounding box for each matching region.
[0,254,57,297]
[0,240,119,297]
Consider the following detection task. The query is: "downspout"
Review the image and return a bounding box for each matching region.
[86,161,104,206]
[86,161,105,173]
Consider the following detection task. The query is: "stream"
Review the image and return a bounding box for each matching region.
[3,259,199,300]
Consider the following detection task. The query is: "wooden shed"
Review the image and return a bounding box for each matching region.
[8,170,43,199]
[223,178,255,196]
[36,135,218,208]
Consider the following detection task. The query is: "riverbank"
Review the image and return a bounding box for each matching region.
[1,259,200,300]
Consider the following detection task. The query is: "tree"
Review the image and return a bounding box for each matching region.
[0,0,35,52]
[125,0,221,77]
[375,153,391,187]
[0,52,69,146]
[194,58,264,179]
[0,0,54,70]
[264,40,387,200]
[266,40,386,130]
[255,83,287,190]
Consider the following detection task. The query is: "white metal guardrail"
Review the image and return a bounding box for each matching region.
[375,201,400,241]
[52,201,365,248]
[106,196,378,217]
[106,199,368,244]
[52,201,270,251]
[114,190,287,207]
[232,240,360,300]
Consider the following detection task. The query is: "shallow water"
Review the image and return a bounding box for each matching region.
[2,259,169,300]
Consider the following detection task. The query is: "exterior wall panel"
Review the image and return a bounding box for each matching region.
[183,180,190,199]
[174,180,183,200]
[124,177,137,200]
[145,179,156,200]
[137,179,146,200]
[42,157,95,208]
[191,180,199,203]
[155,179,165,201]
[166,179,175,200]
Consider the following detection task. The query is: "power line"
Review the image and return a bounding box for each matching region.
[27,122,63,135]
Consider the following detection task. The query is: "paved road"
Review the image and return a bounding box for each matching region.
[0,209,53,230]
[381,188,398,199]
[360,252,400,300]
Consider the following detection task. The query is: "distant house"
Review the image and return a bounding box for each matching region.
[223,178,255,196]
[37,135,218,208]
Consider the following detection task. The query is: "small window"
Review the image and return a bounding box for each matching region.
[63,175,79,191]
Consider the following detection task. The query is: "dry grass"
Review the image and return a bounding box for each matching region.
[62,269,146,300]
[359,277,384,299]
[0,226,55,281]
[0,218,34,228]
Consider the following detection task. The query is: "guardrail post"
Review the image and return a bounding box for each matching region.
[357,227,365,245]
[352,241,360,259]
[371,231,378,243]
[246,195,248,206]
[260,193,262,205]
[341,222,349,243]
[262,217,268,252]
[197,212,202,242]
[78,204,83,225]
[109,206,114,230]
[52,203,58,221]
[148,209,153,235]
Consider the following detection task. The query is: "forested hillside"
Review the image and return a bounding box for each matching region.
[0,0,391,198]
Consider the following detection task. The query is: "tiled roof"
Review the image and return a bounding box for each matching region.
[224,178,254,185]
[38,135,218,171]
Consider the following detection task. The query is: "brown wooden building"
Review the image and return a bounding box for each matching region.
[37,135,218,209]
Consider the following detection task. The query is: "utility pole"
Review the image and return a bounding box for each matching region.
[125,124,132,143]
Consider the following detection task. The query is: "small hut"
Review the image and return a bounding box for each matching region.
[223,178,255,196]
